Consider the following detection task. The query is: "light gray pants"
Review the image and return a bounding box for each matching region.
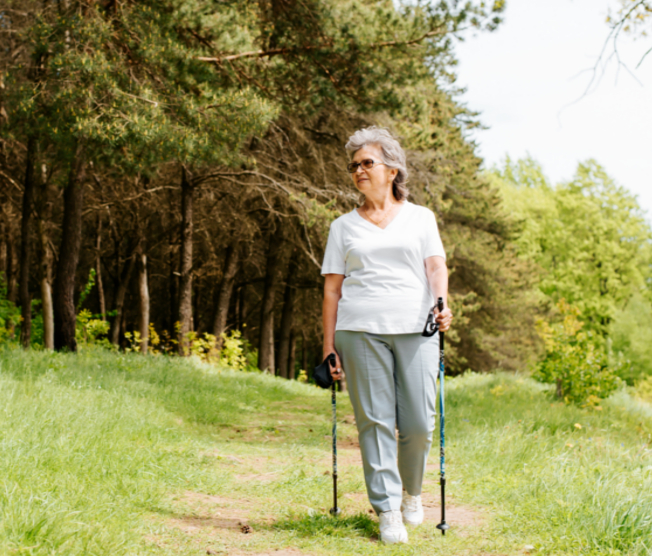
[335,331,439,514]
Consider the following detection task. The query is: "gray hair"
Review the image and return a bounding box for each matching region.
[345,127,409,201]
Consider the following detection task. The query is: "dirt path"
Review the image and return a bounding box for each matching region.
[150,441,488,555]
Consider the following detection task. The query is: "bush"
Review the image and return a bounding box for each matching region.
[218,329,251,370]
[534,300,622,407]
[76,309,113,349]
[609,293,652,384]
[0,277,19,343]
[124,324,259,372]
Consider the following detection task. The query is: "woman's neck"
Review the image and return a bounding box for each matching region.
[364,191,398,211]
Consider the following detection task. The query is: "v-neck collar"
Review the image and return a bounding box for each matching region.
[354,201,409,231]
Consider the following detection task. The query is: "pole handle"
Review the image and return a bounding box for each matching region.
[437,297,445,350]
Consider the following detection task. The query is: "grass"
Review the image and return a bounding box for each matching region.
[1,348,652,555]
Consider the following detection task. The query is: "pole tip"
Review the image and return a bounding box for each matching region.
[436,522,449,534]
[330,507,341,516]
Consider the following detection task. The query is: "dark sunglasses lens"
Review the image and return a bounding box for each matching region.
[347,160,375,173]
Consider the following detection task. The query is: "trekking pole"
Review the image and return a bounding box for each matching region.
[435,297,449,535]
[328,353,341,516]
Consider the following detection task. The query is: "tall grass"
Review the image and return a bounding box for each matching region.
[1,348,652,555]
[448,374,652,555]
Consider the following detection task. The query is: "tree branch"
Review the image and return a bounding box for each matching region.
[559,0,649,115]
[197,26,452,64]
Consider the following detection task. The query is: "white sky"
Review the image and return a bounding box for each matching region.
[454,0,652,218]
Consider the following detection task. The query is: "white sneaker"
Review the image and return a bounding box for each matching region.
[379,510,408,544]
[401,492,424,526]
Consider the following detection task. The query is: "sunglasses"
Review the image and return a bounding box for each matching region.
[346,159,385,174]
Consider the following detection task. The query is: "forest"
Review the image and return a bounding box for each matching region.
[1,0,651,402]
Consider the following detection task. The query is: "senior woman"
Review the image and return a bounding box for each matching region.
[321,127,453,544]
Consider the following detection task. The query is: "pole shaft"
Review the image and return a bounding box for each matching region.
[440,477,446,530]
[438,326,448,534]
[332,382,338,512]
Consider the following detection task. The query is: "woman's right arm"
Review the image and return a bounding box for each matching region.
[323,273,345,378]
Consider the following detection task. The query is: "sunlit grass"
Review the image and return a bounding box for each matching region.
[448,374,652,555]
[1,347,651,555]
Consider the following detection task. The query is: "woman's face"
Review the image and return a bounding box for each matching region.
[349,144,398,196]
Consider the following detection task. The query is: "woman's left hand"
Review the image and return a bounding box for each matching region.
[435,306,453,332]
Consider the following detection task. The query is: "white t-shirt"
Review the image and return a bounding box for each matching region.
[321,201,446,334]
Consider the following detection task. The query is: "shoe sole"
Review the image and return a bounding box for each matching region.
[381,535,408,544]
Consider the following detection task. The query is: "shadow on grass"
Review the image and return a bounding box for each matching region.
[274,512,377,540]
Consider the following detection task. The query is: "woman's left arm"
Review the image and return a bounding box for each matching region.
[425,256,453,332]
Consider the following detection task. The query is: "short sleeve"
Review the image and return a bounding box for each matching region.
[423,210,446,260]
[321,221,346,275]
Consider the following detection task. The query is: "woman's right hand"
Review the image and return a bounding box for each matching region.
[324,350,344,380]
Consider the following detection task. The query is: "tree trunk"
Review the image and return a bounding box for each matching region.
[212,244,239,348]
[96,215,106,319]
[258,229,290,374]
[5,224,17,338]
[168,220,177,334]
[40,278,54,348]
[120,296,128,345]
[37,163,54,349]
[138,251,149,354]
[19,136,37,348]
[6,226,17,306]
[0,217,12,338]
[260,313,274,372]
[288,329,297,380]
[109,253,136,345]
[234,286,241,331]
[177,167,194,355]
[237,286,245,333]
[0,219,6,282]
[276,253,297,378]
[301,329,308,375]
[192,284,199,332]
[53,144,86,352]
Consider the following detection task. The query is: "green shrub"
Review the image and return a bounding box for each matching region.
[76,309,112,349]
[609,293,652,384]
[76,268,97,310]
[0,277,19,343]
[218,329,252,370]
[125,324,258,372]
[534,300,622,407]
[29,299,45,347]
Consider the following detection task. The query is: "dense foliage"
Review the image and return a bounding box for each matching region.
[534,300,622,406]
[490,157,652,398]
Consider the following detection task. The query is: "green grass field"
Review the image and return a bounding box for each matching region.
[1,348,651,555]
